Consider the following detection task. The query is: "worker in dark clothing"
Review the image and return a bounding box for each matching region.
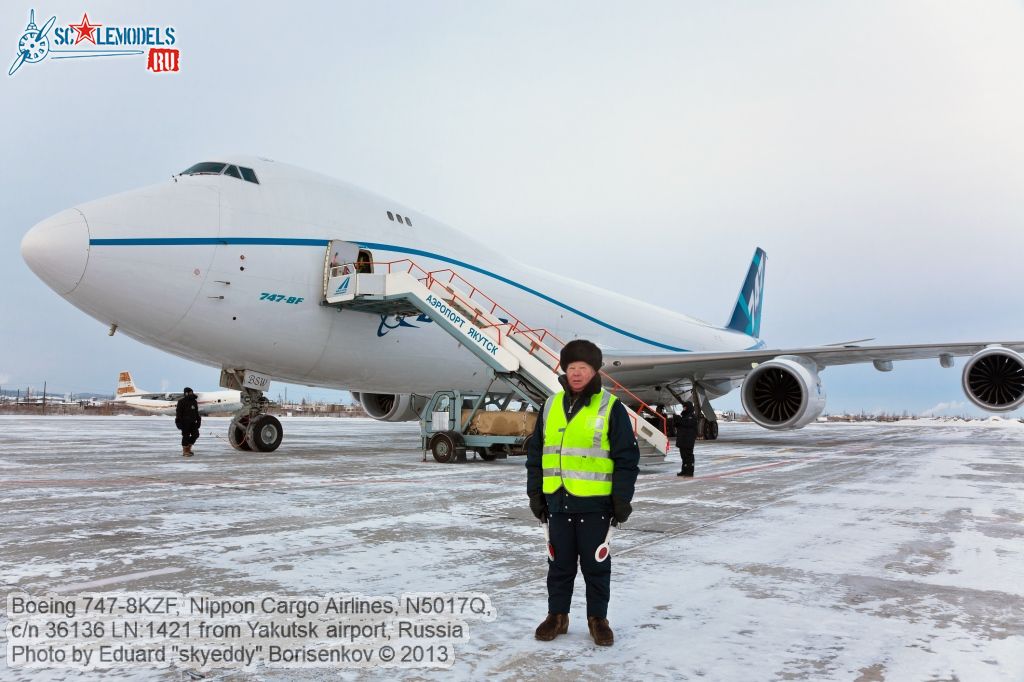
[175,387,201,457]
[672,401,698,477]
[526,339,640,647]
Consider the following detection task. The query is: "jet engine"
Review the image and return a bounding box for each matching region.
[353,392,424,422]
[961,346,1024,412]
[741,355,827,430]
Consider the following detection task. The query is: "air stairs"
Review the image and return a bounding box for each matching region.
[322,259,669,455]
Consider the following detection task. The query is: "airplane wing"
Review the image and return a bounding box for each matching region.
[604,341,1024,383]
[602,337,1024,385]
[603,340,1024,428]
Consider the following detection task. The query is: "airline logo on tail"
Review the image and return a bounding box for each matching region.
[748,253,765,329]
[116,371,139,396]
[726,248,767,338]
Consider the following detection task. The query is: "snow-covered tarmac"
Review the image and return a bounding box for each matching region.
[1,415,1022,681]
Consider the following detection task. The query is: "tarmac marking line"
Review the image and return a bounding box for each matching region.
[695,458,820,480]
[51,567,186,593]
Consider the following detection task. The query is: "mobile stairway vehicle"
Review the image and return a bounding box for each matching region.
[322,244,670,461]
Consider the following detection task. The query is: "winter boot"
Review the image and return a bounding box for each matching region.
[587,616,614,646]
[534,613,569,641]
[183,445,193,458]
[677,464,693,477]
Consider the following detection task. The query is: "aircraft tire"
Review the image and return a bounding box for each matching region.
[429,432,461,463]
[228,415,252,451]
[703,420,719,441]
[246,414,284,452]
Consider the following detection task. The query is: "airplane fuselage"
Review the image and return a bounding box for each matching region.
[22,157,760,399]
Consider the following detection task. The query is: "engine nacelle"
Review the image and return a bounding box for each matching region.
[961,346,1024,412]
[741,355,827,430]
[354,392,423,422]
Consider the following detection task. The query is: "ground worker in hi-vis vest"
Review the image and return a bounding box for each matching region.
[526,339,640,646]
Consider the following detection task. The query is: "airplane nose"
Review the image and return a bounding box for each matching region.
[21,208,90,295]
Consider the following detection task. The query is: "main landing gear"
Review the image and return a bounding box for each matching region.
[694,387,719,441]
[699,416,719,441]
[228,387,283,452]
[665,382,720,441]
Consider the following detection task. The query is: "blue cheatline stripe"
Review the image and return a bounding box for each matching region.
[354,241,697,351]
[88,236,764,352]
[89,237,330,246]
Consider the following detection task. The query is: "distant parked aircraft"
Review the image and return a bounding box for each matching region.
[114,371,243,415]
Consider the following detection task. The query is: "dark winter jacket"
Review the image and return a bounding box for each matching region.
[673,408,698,447]
[175,394,202,430]
[525,374,640,514]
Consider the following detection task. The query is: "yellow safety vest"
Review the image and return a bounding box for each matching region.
[542,389,616,496]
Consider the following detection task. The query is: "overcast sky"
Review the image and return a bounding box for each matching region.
[2,1,1022,416]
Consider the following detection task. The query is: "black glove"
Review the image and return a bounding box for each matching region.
[529,493,548,522]
[611,496,632,525]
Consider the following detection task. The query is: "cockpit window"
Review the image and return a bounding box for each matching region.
[181,161,260,184]
[181,162,227,176]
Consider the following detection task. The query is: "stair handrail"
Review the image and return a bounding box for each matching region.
[420,266,669,448]
[332,259,669,446]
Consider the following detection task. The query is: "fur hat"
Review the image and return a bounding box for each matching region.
[560,339,603,372]
[183,387,194,395]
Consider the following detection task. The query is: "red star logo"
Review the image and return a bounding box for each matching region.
[69,13,102,45]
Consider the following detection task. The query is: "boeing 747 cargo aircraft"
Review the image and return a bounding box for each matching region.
[20,156,1024,452]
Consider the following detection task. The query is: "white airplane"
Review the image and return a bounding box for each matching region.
[113,371,243,415]
[20,155,1024,452]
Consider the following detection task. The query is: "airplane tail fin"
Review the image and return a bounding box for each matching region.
[116,371,140,396]
[726,248,766,338]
